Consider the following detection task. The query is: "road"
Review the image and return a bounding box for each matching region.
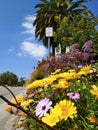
[0,86,26,130]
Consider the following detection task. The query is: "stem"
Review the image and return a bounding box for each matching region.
[85,97,97,111]
[0,95,57,130]
[3,85,19,105]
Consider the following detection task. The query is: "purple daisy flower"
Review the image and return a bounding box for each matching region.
[66,92,80,100]
[35,98,52,118]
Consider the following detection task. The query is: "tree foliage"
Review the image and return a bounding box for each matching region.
[54,15,98,52]
[18,77,26,86]
[0,71,25,87]
[34,0,93,54]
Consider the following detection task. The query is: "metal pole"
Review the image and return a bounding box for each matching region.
[48,37,50,57]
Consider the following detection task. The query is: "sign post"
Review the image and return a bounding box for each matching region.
[45,27,53,56]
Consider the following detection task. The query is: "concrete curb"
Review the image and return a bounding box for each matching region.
[4,89,26,130]
[5,115,18,130]
[5,115,16,130]
[5,115,23,130]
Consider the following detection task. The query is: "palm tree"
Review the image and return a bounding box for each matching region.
[33,0,94,55]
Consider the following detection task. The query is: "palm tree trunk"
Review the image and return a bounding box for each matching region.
[52,42,55,56]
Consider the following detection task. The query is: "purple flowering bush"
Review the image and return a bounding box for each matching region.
[27,40,97,84]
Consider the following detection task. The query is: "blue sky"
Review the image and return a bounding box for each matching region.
[0,0,98,79]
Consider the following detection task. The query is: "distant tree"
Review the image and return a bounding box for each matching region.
[0,71,18,86]
[18,77,26,86]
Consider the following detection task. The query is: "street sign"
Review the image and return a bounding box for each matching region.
[45,27,53,37]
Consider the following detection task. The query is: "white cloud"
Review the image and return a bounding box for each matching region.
[22,22,33,30]
[21,22,35,34]
[19,41,47,58]
[24,15,36,22]
[21,15,35,36]
[19,14,47,59]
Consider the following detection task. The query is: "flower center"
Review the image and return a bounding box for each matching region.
[72,93,75,96]
[42,106,46,110]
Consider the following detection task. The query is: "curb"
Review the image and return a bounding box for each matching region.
[5,115,23,130]
[5,90,26,130]
[5,115,18,130]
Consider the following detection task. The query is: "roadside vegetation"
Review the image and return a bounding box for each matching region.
[2,40,98,130]
[0,0,98,130]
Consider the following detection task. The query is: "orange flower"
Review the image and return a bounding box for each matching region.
[87,116,98,124]
[6,105,13,114]
[11,95,24,104]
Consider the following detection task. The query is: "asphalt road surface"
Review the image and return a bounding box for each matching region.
[0,86,26,130]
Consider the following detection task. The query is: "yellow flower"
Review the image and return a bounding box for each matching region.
[6,95,24,113]
[52,79,70,89]
[42,113,59,127]
[42,106,62,127]
[27,80,42,89]
[43,76,56,86]
[90,85,98,98]
[56,71,78,80]
[68,69,76,73]
[6,105,13,114]
[78,65,93,76]
[21,99,32,107]
[27,76,56,90]
[51,69,61,75]
[42,99,77,127]
[87,116,98,124]
[11,95,24,104]
[56,99,77,120]
[27,69,79,90]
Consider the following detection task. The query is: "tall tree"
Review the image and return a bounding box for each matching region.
[54,15,98,52]
[33,0,93,55]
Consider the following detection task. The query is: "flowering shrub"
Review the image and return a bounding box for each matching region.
[27,40,97,84]
[0,41,98,129]
[3,64,98,130]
